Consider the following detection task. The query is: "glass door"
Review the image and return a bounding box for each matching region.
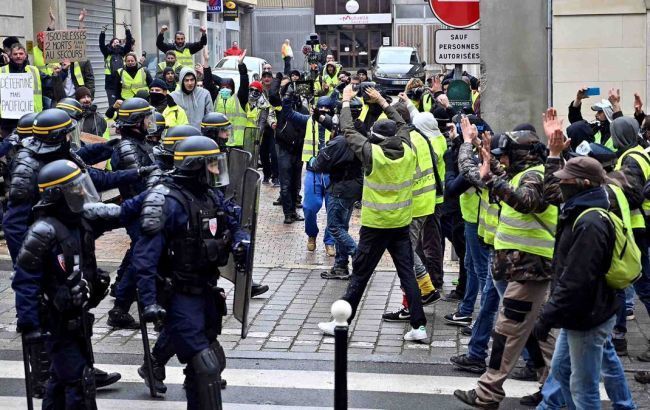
[338,31,355,68]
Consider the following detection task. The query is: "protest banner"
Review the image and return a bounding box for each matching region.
[0,73,35,119]
[43,30,87,62]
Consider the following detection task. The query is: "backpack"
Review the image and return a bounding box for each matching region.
[573,206,641,290]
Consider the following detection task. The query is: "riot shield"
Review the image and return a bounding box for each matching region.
[243,127,261,169]
[225,149,252,205]
[233,168,261,338]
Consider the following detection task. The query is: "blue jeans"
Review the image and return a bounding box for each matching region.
[326,195,357,268]
[303,170,334,244]
[538,333,635,410]
[625,286,636,311]
[547,315,635,410]
[459,222,489,316]
[468,250,509,361]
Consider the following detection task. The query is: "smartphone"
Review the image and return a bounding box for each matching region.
[585,87,600,97]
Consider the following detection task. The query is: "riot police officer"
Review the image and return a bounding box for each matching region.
[56,97,84,121]
[12,159,131,409]
[134,136,245,408]
[201,112,233,151]
[3,108,152,396]
[152,124,200,171]
[147,112,167,145]
[107,97,163,329]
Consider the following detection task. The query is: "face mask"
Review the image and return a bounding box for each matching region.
[559,183,583,203]
[219,88,232,99]
[150,92,166,106]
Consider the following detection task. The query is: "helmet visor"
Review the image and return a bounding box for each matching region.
[62,172,100,212]
[218,124,233,142]
[143,107,158,135]
[205,152,229,187]
[69,120,81,151]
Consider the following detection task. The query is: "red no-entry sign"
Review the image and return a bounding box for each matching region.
[429,0,480,29]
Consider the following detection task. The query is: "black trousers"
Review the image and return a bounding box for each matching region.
[343,225,426,329]
[283,57,292,75]
[441,209,467,295]
[260,127,279,180]
[276,144,302,216]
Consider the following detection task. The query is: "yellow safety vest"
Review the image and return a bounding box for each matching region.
[594,131,616,151]
[429,134,447,204]
[361,143,416,229]
[477,188,499,246]
[162,105,189,128]
[71,63,85,86]
[409,130,436,218]
[174,49,193,68]
[32,47,53,75]
[118,67,148,99]
[460,187,481,223]
[609,184,633,230]
[422,93,434,113]
[158,61,181,74]
[494,165,558,259]
[0,65,43,114]
[303,119,331,162]
[104,55,112,75]
[216,95,247,147]
[359,104,388,122]
[615,145,650,229]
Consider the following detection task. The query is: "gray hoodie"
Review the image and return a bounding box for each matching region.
[610,116,639,151]
[171,67,213,129]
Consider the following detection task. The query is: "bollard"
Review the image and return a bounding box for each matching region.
[332,299,352,410]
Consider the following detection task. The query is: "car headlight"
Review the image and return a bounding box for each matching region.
[375,71,387,78]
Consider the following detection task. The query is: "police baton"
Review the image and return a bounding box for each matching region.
[136,291,160,398]
[20,333,34,410]
[331,300,351,410]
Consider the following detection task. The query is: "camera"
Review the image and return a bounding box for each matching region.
[406,87,425,101]
[292,80,314,100]
[303,33,321,65]
[352,81,377,95]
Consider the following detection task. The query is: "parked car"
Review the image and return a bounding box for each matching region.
[370,47,426,93]
[213,56,269,92]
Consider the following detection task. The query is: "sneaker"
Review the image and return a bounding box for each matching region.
[296,201,303,209]
[353,201,361,209]
[520,389,543,406]
[107,307,140,329]
[291,212,305,221]
[318,320,336,336]
[635,371,650,384]
[94,367,122,388]
[445,290,464,302]
[283,215,294,224]
[262,178,270,185]
[638,348,650,362]
[325,244,336,257]
[382,307,410,322]
[461,324,473,336]
[273,198,282,206]
[511,366,537,381]
[626,309,635,321]
[613,337,628,357]
[452,278,459,286]
[444,312,472,326]
[320,266,350,280]
[404,325,428,341]
[272,178,280,187]
[251,282,269,297]
[450,354,486,374]
[453,389,499,409]
[421,290,441,306]
[307,237,316,251]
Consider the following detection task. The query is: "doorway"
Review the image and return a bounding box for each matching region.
[338,30,369,68]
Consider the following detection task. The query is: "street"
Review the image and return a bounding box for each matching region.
[0,181,648,409]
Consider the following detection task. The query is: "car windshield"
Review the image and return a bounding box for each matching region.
[216,57,260,71]
[377,49,418,65]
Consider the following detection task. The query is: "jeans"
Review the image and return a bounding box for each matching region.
[283,56,292,74]
[260,126,278,180]
[326,195,357,268]
[303,169,334,244]
[467,251,509,361]
[276,145,302,217]
[625,286,636,311]
[539,331,635,410]
[459,222,489,316]
[549,315,633,410]
[343,226,426,329]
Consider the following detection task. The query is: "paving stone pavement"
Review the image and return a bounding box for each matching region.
[0,179,648,401]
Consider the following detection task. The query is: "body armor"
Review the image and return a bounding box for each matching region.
[115,136,155,198]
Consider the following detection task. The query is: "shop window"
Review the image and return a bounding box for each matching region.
[141,1,179,76]
[396,5,424,19]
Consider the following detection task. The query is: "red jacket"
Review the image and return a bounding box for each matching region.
[224,47,243,57]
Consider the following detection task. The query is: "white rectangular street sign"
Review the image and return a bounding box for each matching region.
[0,73,34,119]
[434,29,480,65]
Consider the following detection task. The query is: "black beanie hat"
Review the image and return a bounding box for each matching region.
[74,86,92,101]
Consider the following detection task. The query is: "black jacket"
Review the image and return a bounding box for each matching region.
[277,97,306,154]
[539,188,619,331]
[99,29,133,83]
[156,33,207,56]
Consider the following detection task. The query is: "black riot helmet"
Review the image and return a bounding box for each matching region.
[147,111,167,143]
[201,112,233,148]
[56,98,84,121]
[16,112,37,138]
[154,124,201,170]
[35,159,99,212]
[31,108,79,149]
[173,136,229,187]
[116,97,157,134]
[349,97,363,120]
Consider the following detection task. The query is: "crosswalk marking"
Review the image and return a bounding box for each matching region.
[0,359,581,398]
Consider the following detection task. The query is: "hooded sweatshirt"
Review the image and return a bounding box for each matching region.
[412,111,446,186]
[610,116,640,151]
[171,67,213,129]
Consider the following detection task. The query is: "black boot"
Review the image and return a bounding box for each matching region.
[138,356,167,394]
[251,282,269,297]
[107,307,140,329]
[94,367,122,388]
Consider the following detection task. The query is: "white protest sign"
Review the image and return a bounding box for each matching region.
[435,29,480,65]
[43,30,87,62]
[0,73,35,119]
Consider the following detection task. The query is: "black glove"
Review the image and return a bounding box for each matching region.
[22,329,46,344]
[106,137,121,147]
[142,304,167,323]
[166,94,177,107]
[71,278,90,307]
[233,241,248,264]
[138,165,159,177]
[532,319,552,342]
